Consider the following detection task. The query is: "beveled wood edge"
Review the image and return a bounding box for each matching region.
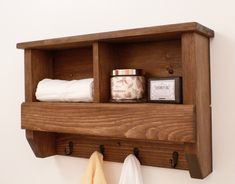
[25,129,56,158]
[17,22,214,49]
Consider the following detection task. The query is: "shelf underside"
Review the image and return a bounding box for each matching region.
[22,102,195,143]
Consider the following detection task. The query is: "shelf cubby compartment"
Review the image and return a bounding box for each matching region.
[17,22,214,179]
[24,46,93,102]
[93,40,182,102]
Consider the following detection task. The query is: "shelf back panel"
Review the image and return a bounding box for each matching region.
[56,133,189,170]
[116,40,182,78]
[53,47,93,80]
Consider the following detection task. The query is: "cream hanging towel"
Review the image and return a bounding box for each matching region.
[81,151,107,184]
[119,154,144,184]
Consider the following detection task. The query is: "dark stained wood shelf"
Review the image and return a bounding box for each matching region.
[18,22,213,179]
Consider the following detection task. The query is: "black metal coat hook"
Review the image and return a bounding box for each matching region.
[64,141,73,155]
[99,145,105,155]
[133,147,140,162]
[133,147,139,157]
[170,151,179,168]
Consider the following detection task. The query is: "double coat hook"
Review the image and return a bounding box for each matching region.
[99,145,105,155]
[64,141,73,155]
[170,151,179,168]
[133,147,140,160]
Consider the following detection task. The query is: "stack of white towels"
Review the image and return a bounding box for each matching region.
[35,78,94,102]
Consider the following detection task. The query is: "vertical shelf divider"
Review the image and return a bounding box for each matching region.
[93,42,116,102]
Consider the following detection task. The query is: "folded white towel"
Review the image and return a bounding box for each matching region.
[35,78,94,102]
[119,154,143,184]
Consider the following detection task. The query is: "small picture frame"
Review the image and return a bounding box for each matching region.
[148,77,182,103]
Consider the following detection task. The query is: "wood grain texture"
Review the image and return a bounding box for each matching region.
[182,33,212,178]
[21,102,195,143]
[53,47,93,80]
[26,130,56,158]
[116,40,182,78]
[17,22,214,49]
[56,134,188,170]
[24,49,53,101]
[93,42,116,102]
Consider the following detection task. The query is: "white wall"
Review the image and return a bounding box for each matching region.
[0,0,234,183]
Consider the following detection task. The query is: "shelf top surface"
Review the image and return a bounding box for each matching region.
[17,22,214,50]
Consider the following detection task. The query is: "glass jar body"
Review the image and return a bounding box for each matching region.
[111,75,145,102]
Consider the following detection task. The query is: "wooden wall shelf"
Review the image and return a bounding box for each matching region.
[17,22,214,179]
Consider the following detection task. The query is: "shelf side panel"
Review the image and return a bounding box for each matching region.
[182,33,212,178]
[24,49,56,157]
[22,102,195,143]
[24,49,53,102]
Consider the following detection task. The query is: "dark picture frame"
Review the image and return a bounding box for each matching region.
[148,77,182,104]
